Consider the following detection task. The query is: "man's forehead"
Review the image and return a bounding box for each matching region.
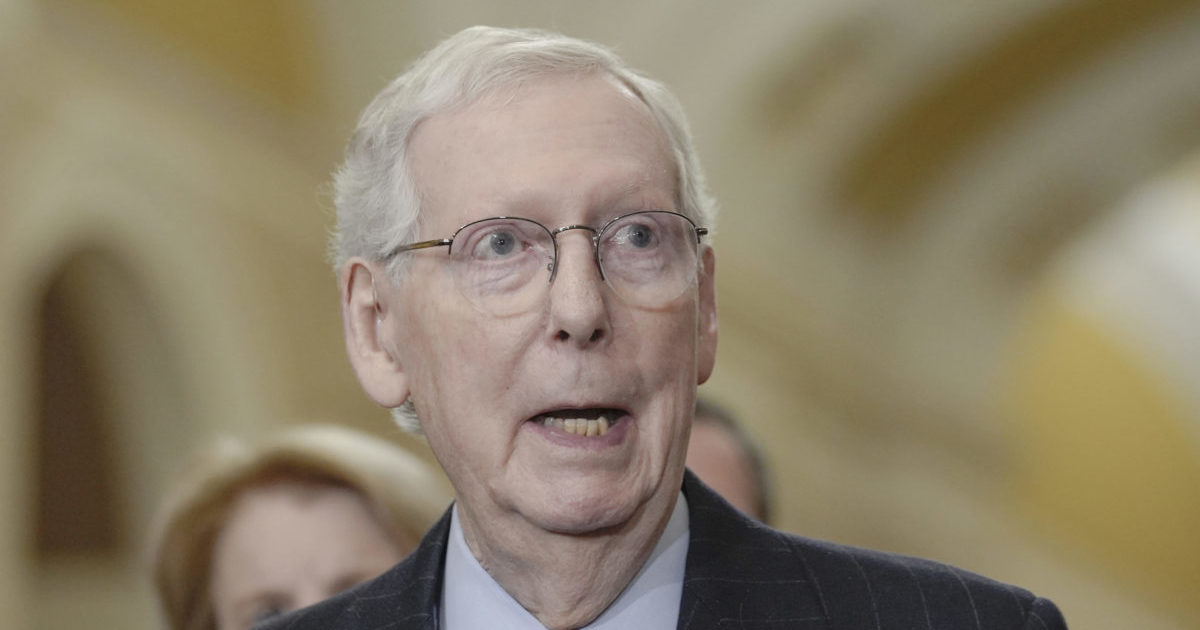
[406,73,676,226]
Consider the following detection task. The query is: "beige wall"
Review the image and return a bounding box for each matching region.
[3,1,1199,628]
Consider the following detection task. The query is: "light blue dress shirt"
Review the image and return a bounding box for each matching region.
[441,493,690,629]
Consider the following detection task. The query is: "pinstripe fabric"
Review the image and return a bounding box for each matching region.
[259,471,1067,630]
[677,472,1066,629]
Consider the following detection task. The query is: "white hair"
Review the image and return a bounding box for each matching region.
[331,26,718,432]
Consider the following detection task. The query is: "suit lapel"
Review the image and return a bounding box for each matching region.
[352,476,829,630]
[341,506,452,630]
[677,471,828,630]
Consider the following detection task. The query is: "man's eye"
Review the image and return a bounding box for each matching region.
[616,223,657,249]
[472,229,522,259]
[490,231,517,255]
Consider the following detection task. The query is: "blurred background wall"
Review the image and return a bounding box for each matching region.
[2,1,1198,628]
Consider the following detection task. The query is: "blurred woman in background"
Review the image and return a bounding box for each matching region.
[148,424,449,630]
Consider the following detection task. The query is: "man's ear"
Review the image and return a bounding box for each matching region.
[696,246,718,385]
[341,258,411,407]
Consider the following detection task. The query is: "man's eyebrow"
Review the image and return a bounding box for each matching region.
[488,179,672,219]
[489,187,553,214]
[601,177,675,207]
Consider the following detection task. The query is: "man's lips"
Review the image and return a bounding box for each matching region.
[529,408,627,437]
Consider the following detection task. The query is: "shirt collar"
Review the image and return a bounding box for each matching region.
[441,493,690,629]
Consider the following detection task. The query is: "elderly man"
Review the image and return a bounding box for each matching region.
[263,26,1067,630]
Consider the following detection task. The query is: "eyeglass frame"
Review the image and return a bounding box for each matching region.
[382,209,709,286]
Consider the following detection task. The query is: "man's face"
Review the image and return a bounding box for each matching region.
[374,74,717,537]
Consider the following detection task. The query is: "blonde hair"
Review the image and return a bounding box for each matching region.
[148,424,449,630]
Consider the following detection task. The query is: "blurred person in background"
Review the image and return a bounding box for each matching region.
[149,423,449,630]
[687,397,772,523]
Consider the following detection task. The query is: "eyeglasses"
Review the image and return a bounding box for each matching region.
[385,210,708,316]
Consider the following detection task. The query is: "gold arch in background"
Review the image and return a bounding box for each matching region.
[837,0,1195,228]
[1008,274,1200,625]
[45,0,317,107]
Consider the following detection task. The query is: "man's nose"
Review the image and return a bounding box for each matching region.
[547,230,609,347]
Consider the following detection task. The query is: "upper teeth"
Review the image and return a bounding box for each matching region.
[541,415,611,436]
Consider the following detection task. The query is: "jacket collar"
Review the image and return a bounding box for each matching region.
[345,469,800,630]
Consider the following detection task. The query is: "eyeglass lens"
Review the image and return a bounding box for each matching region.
[448,211,701,316]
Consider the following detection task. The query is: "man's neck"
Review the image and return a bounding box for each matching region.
[455,489,679,630]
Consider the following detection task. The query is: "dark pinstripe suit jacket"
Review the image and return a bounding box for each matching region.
[261,471,1067,629]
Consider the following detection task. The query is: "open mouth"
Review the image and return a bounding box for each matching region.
[532,408,625,437]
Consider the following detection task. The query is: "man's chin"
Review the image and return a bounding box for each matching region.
[514,486,649,538]
[532,510,636,538]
